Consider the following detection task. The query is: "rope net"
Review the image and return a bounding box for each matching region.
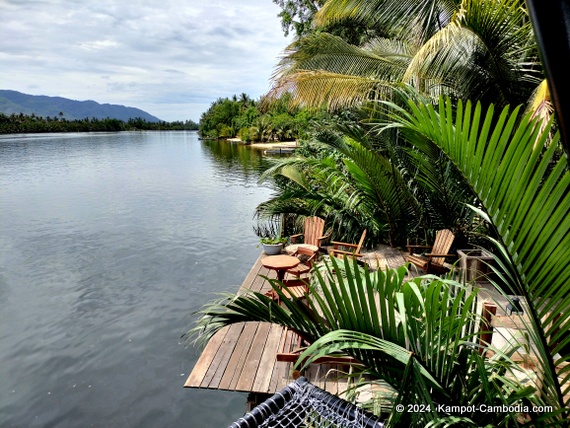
[229,377,384,428]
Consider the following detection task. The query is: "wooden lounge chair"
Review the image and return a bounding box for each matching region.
[277,247,361,365]
[290,216,329,250]
[328,230,367,260]
[406,229,455,274]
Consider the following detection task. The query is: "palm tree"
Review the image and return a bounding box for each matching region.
[257,122,421,245]
[269,0,542,112]
[192,258,541,426]
[257,107,480,246]
[378,93,570,423]
[238,93,251,111]
[188,97,569,425]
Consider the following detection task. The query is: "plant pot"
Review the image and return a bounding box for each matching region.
[457,249,494,282]
[262,243,283,255]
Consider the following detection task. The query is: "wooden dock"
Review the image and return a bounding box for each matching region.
[184,244,564,411]
[184,246,409,396]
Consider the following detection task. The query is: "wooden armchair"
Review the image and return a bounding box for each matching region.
[329,230,367,260]
[406,229,455,274]
[286,246,318,279]
[276,246,318,301]
[276,327,357,365]
[290,216,329,249]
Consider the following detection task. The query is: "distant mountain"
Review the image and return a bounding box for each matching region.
[0,90,162,122]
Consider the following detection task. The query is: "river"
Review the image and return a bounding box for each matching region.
[0,131,274,427]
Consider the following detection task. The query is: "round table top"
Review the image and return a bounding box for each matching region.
[261,254,300,270]
[285,244,319,255]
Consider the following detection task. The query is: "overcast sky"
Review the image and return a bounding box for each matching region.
[1,0,293,122]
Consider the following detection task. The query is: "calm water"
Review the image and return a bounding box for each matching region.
[0,131,273,427]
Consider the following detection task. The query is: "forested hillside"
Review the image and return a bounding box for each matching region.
[0,90,161,122]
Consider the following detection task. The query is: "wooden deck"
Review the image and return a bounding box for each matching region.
[184,246,409,396]
[184,244,561,407]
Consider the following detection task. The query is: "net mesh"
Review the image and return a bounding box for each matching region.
[229,377,384,428]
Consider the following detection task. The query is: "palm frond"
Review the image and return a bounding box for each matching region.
[269,69,394,111]
[403,0,540,107]
[382,93,570,419]
[268,33,409,110]
[315,0,459,44]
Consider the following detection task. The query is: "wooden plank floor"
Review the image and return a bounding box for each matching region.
[185,247,408,395]
[185,245,539,399]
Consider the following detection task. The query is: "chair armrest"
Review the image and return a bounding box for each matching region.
[306,253,317,265]
[331,241,359,249]
[330,249,363,258]
[426,253,456,258]
[290,233,303,243]
[316,233,331,244]
[406,244,432,254]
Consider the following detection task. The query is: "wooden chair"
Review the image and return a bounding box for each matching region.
[328,230,367,260]
[406,229,455,274]
[286,246,317,279]
[290,216,329,249]
[276,327,357,365]
[276,247,361,366]
[274,247,318,302]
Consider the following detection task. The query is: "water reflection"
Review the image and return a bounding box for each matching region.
[0,131,272,427]
[201,139,269,182]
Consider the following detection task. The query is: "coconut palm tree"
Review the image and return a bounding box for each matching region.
[269,0,542,112]
[258,0,544,243]
[257,106,480,246]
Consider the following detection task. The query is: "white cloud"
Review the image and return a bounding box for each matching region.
[0,0,293,121]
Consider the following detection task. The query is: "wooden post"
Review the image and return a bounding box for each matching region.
[479,302,497,356]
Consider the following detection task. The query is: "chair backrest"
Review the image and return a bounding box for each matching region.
[431,229,455,266]
[355,229,367,254]
[303,216,325,247]
[295,246,317,266]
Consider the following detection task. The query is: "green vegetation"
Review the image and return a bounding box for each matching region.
[259,236,288,245]
[0,112,198,134]
[257,0,548,245]
[198,93,323,142]
[192,99,570,425]
[190,0,570,425]
[269,0,543,111]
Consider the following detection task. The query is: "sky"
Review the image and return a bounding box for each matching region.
[0,0,294,122]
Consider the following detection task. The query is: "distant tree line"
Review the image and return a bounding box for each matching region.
[198,93,325,142]
[0,112,198,134]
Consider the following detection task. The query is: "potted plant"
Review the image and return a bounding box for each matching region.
[260,236,288,255]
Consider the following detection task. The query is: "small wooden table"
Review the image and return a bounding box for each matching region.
[261,255,300,282]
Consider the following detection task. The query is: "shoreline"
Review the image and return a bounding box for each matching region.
[250,141,298,150]
[226,137,298,150]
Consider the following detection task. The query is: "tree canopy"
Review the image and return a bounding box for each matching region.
[0,113,198,134]
[197,93,325,142]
